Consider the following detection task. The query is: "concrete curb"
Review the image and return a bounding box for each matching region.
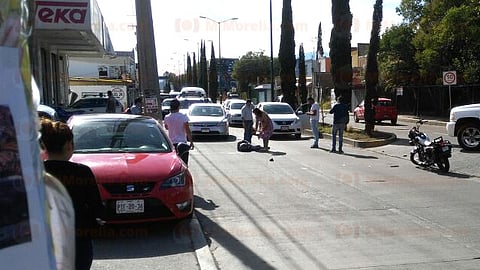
[305,128,397,148]
[190,212,218,270]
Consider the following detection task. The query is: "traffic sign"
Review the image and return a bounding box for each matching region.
[443,71,457,85]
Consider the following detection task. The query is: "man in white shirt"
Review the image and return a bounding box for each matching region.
[164,99,194,164]
[306,97,320,148]
[240,99,254,142]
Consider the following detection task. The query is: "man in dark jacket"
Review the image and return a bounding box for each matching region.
[329,96,349,154]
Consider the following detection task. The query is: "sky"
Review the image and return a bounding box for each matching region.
[96,0,403,75]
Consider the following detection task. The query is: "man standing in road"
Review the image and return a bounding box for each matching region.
[329,96,349,154]
[105,90,116,113]
[241,99,254,143]
[164,99,194,164]
[306,97,320,148]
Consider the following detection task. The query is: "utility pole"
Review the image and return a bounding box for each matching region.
[135,0,161,119]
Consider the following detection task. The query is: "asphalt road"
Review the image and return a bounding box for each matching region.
[91,119,480,270]
[189,125,480,269]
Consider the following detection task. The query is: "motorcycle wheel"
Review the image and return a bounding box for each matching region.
[410,151,423,166]
[436,157,450,173]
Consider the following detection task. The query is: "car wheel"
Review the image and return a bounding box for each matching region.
[457,123,480,151]
[391,118,397,125]
[295,133,301,139]
[354,113,359,123]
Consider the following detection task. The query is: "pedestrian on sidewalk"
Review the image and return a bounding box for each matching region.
[253,107,273,151]
[240,99,254,142]
[329,96,349,154]
[306,97,320,148]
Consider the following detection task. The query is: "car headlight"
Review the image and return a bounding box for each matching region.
[449,111,456,122]
[161,172,186,188]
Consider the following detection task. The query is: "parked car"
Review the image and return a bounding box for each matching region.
[67,114,194,223]
[161,98,175,118]
[65,97,124,114]
[37,104,58,120]
[256,102,302,139]
[446,103,480,151]
[353,97,398,125]
[178,87,206,98]
[178,97,211,114]
[187,103,229,138]
[226,99,247,126]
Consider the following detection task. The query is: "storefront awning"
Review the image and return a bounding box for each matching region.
[34,0,114,57]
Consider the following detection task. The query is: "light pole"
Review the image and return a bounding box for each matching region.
[199,16,238,95]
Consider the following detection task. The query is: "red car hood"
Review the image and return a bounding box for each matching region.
[71,152,184,184]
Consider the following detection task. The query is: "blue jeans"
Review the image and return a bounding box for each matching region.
[310,119,319,146]
[332,123,345,150]
[243,120,253,143]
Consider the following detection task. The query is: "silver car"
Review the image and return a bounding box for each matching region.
[256,102,302,139]
[226,99,247,126]
[188,103,229,138]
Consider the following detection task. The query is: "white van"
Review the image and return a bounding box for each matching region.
[179,87,206,98]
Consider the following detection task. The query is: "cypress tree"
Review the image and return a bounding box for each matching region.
[192,52,198,86]
[279,0,297,109]
[209,43,218,102]
[298,44,307,104]
[329,0,353,105]
[364,0,383,135]
[186,53,192,87]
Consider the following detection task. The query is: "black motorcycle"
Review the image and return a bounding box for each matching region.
[408,120,452,172]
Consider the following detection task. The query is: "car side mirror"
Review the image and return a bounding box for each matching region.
[296,111,304,115]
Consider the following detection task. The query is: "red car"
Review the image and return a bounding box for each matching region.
[353,97,398,125]
[68,114,194,224]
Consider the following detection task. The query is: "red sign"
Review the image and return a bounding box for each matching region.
[36,1,88,24]
[443,71,457,86]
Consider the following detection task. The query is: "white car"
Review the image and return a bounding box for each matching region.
[256,102,302,139]
[65,97,123,114]
[226,99,247,126]
[188,103,229,138]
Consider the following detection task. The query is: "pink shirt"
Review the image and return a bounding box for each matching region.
[164,112,189,144]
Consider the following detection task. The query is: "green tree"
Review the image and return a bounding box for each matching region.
[364,0,383,135]
[232,51,279,96]
[186,53,192,87]
[379,24,419,89]
[279,0,297,109]
[192,52,198,86]
[208,43,218,102]
[329,0,353,105]
[199,41,208,93]
[298,44,307,104]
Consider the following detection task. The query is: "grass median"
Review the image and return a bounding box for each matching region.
[318,123,392,142]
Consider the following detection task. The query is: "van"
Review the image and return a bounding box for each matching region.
[179,87,206,98]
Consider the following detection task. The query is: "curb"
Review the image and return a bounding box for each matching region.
[190,212,218,270]
[305,128,397,148]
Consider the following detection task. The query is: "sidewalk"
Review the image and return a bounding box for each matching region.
[305,113,448,148]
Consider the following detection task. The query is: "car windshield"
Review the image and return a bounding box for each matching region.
[179,99,207,109]
[230,102,245,110]
[262,104,294,114]
[72,118,171,153]
[377,100,393,106]
[190,106,224,117]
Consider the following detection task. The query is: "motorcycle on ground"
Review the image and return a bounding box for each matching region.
[408,120,453,173]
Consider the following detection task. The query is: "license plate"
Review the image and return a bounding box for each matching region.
[442,146,450,152]
[281,126,289,131]
[116,200,144,214]
[201,128,210,133]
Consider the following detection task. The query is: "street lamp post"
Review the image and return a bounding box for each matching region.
[199,16,238,97]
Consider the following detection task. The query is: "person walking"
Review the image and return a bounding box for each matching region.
[306,97,320,148]
[40,118,104,270]
[253,107,273,151]
[105,90,116,113]
[164,99,194,164]
[329,96,350,154]
[130,97,143,115]
[240,99,254,142]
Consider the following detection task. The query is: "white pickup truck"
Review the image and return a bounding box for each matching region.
[446,103,480,151]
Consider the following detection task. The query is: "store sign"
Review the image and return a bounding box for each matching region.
[35,1,90,29]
